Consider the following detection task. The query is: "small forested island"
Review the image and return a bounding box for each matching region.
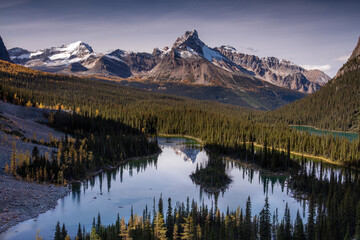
[190,155,232,193]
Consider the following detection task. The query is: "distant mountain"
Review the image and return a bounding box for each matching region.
[9,41,97,73]
[8,30,332,109]
[148,30,250,85]
[9,41,160,78]
[215,46,330,93]
[273,36,360,131]
[8,30,329,93]
[0,36,11,62]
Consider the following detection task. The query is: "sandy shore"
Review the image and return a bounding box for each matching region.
[0,175,70,234]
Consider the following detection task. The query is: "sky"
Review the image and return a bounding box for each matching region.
[0,0,359,77]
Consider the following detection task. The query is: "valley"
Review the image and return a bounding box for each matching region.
[6,30,332,110]
[0,6,359,238]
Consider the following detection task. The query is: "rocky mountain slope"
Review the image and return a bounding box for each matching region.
[215,45,330,93]
[8,30,329,94]
[272,36,360,131]
[0,36,11,62]
[6,30,333,109]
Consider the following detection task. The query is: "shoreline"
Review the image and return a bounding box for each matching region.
[0,175,70,235]
[157,133,204,145]
[0,134,353,235]
[0,151,161,235]
[289,124,359,135]
[158,133,349,169]
[70,152,161,185]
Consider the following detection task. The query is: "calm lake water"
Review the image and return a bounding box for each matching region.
[290,125,359,142]
[1,137,308,240]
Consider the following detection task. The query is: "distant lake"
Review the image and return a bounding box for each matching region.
[290,125,359,142]
[1,137,308,240]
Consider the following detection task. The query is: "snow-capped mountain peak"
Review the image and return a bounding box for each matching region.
[49,41,94,61]
[173,29,202,49]
[9,41,97,69]
[171,30,228,63]
[172,29,205,55]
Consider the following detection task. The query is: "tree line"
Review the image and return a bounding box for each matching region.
[0,60,359,168]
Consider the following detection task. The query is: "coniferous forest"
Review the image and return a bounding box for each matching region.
[1,60,359,169]
[1,56,360,240]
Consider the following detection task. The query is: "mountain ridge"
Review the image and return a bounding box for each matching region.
[8,30,329,94]
[6,30,333,110]
[272,36,360,131]
[0,36,11,62]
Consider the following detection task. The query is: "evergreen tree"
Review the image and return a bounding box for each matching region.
[54,221,61,240]
[245,196,253,240]
[154,212,167,240]
[293,210,305,240]
[259,197,271,240]
[76,223,83,240]
[90,227,101,240]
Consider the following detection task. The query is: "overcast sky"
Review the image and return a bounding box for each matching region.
[0,0,359,77]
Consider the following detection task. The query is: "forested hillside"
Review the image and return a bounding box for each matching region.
[269,40,360,132]
[1,60,360,168]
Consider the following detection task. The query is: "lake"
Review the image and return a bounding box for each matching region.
[290,125,359,142]
[0,137,308,240]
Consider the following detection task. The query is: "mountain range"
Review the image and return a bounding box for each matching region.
[4,30,331,110]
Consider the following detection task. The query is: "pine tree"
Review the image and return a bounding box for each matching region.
[293,211,305,240]
[119,217,131,240]
[90,227,101,240]
[158,195,164,218]
[76,223,83,240]
[173,224,180,240]
[154,212,167,240]
[61,223,67,240]
[307,198,315,240]
[181,214,195,240]
[166,198,174,239]
[245,196,253,240]
[284,204,292,240]
[54,221,61,240]
[259,197,271,240]
[96,213,101,233]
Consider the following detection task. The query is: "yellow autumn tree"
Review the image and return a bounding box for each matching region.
[154,212,167,240]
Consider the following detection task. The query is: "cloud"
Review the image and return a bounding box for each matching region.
[238,45,258,53]
[334,55,350,62]
[301,64,331,71]
[0,0,31,9]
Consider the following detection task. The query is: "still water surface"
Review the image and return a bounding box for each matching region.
[290,125,359,142]
[1,137,307,240]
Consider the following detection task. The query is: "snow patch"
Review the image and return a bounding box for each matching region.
[202,45,225,62]
[104,54,125,63]
[179,47,199,58]
[222,45,237,52]
[30,51,43,57]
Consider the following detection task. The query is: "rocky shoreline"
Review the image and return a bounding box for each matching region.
[0,175,70,234]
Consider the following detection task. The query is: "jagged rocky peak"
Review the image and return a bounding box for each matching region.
[8,47,29,57]
[0,36,11,62]
[349,36,360,60]
[172,29,205,54]
[108,49,127,58]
